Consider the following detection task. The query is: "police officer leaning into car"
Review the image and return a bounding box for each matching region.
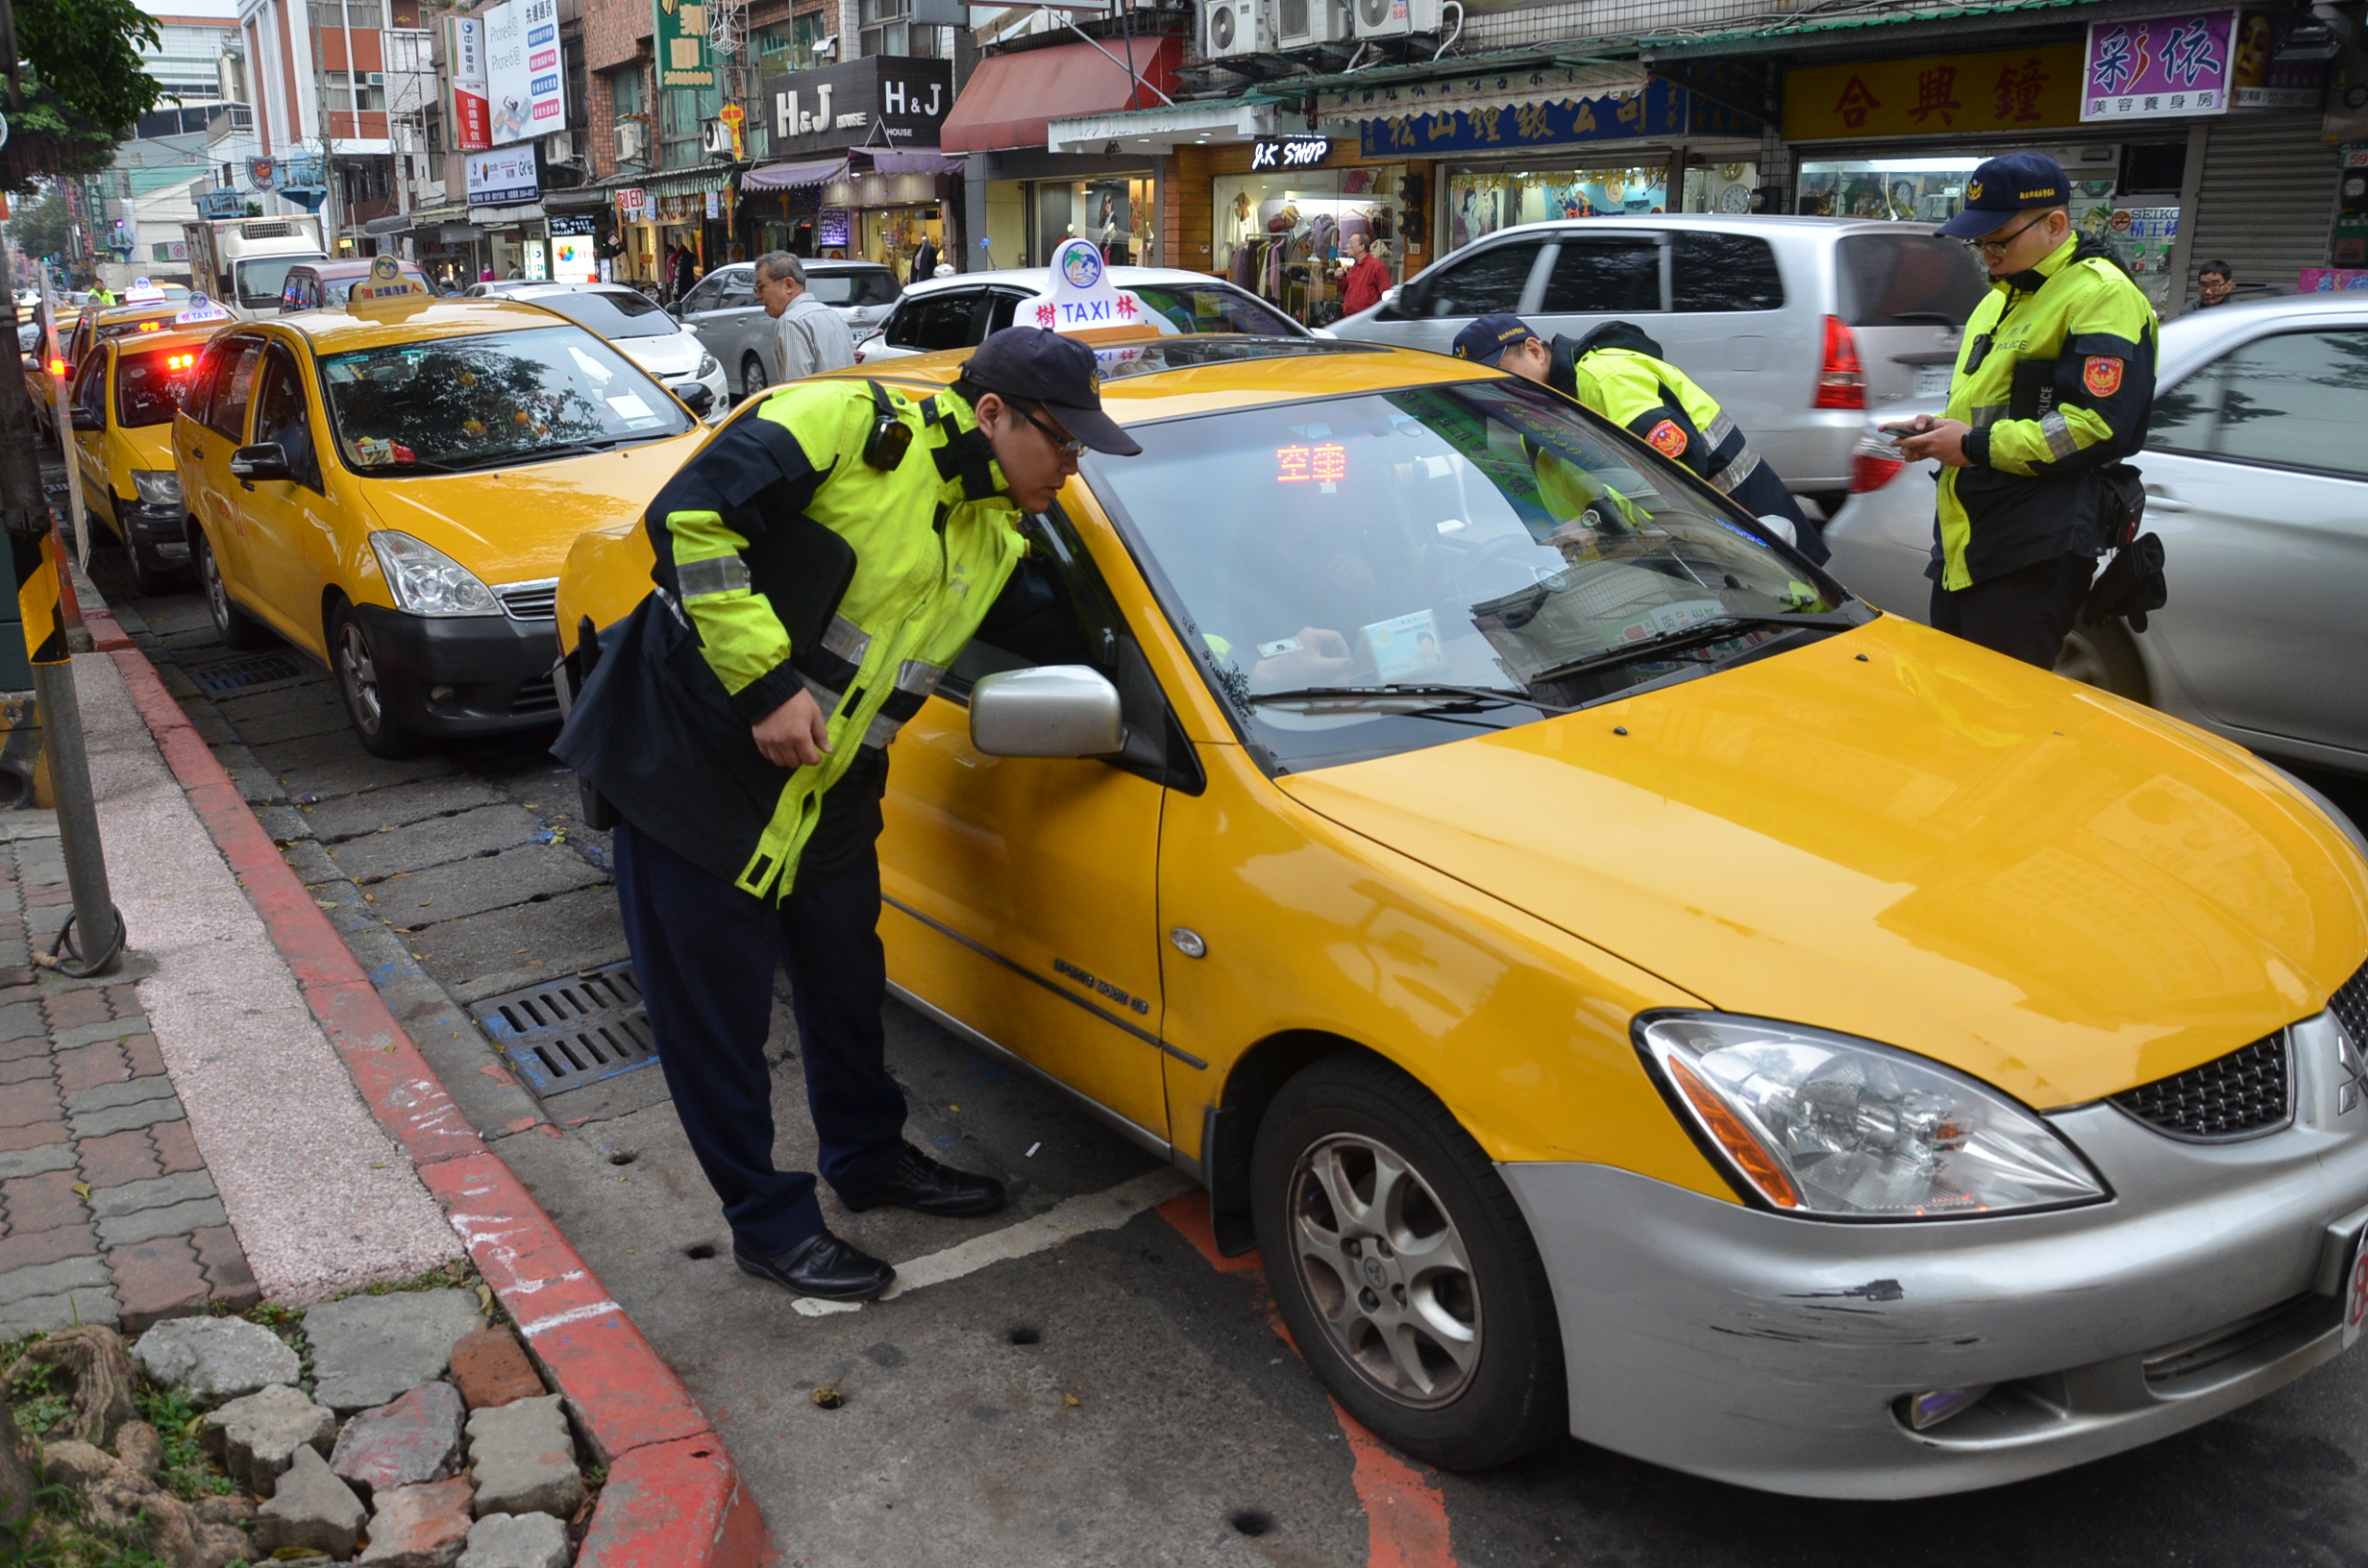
[555,328,1142,1302]
[1448,312,1827,563]
[1887,153,2158,668]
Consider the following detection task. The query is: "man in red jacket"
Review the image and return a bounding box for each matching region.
[1339,232,1391,316]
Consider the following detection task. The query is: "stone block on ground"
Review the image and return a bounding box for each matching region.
[333,1381,464,1499]
[304,1289,483,1413]
[447,1328,543,1411]
[359,1476,476,1567]
[253,1444,366,1560]
[203,1383,336,1493]
[10,1325,138,1444]
[463,1394,581,1521]
[456,1509,569,1568]
[131,1314,299,1408]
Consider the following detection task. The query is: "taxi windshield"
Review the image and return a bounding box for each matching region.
[1088,378,1850,772]
[114,346,204,428]
[316,324,693,474]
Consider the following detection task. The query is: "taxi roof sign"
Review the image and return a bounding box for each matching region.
[122,278,167,304]
[348,254,430,307]
[1024,240,1151,338]
[174,292,231,326]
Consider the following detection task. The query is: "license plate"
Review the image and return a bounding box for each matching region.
[1914,365,1953,398]
[2346,1227,2368,1349]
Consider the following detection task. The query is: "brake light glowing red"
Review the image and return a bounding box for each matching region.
[1814,315,1866,410]
[46,358,63,376]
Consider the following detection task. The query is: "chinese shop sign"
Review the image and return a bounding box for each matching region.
[1784,45,2084,140]
[2083,11,2234,121]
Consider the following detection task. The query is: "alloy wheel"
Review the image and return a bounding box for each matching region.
[201,543,231,632]
[1287,1132,1481,1409]
[742,355,768,399]
[337,619,382,734]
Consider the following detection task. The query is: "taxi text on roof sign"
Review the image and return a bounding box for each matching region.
[348,255,432,307]
[175,292,231,326]
[1028,240,1149,337]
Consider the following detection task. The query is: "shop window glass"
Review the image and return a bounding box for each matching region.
[1446,167,1667,251]
[2150,331,2368,478]
[1403,240,1543,320]
[1538,237,1661,315]
[1670,233,1785,312]
[1213,165,1405,327]
[1835,234,1987,329]
[889,291,979,352]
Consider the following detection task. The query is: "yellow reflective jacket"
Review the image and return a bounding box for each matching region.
[1936,234,2158,590]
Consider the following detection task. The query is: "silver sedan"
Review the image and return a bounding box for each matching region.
[1823,293,2368,778]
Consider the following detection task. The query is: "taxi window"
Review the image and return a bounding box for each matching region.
[72,355,106,417]
[253,345,323,490]
[207,336,265,441]
[114,346,205,428]
[315,323,694,475]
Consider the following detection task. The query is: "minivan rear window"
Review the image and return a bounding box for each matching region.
[1837,234,1987,328]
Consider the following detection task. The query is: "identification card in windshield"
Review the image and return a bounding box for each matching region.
[1366,610,1445,682]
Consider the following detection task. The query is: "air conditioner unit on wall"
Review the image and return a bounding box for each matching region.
[1276,0,1349,51]
[614,119,647,162]
[543,129,575,163]
[1203,0,1270,56]
[699,117,735,157]
[1350,0,1442,39]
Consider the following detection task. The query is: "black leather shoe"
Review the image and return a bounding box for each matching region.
[734,1231,895,1301]
[841,1142,1008,1219]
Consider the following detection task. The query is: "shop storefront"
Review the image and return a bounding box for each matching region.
[1207,136,1418,326]
[611,169,735,290]
[752,55,957,278]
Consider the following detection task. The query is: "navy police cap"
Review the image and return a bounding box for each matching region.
[1938,153,2071,238]
[1449,312,1538,367]
[962,326,1143,456]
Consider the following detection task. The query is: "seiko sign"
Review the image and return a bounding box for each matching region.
[762,56,953,158]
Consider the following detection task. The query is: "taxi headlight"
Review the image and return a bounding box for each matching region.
[1637,1014,2108,1219]
[369,530,501,618]
[130,470,181,507]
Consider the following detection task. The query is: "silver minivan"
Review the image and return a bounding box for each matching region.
[676,259,901,399]
[1331,216,1987,503]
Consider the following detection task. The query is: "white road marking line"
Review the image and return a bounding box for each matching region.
[790,1167,1196,1313]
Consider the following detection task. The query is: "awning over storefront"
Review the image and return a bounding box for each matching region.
[1048,99,1277,154]
[868,148,964,176]
[941,36,1182,154]
[744,157,849,190]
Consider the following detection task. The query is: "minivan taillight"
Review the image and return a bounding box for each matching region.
[1848,429,1905,492]
[1815,315,1866,410]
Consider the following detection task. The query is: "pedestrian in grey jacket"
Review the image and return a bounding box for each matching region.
[753,252,855,383]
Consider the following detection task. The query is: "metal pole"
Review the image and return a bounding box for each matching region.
[30,657,118,975]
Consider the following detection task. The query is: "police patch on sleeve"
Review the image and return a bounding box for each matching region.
[2083,355,2125,398]
[1645,419,1689,458]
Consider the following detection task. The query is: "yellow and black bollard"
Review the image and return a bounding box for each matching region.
[16,529,121,975]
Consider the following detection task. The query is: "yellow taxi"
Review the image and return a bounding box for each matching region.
[175,269,709,755]
[554,332,2368,1499]
[38,289,188,433]
[66,311,224,594]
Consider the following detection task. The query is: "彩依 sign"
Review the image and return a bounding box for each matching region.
[1251,136,1331,170]
[2083,10,2234,121]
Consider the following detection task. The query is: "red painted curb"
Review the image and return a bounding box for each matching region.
[85,603,772,1567]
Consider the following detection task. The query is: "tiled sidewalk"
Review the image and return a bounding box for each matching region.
[0,828,258,1335]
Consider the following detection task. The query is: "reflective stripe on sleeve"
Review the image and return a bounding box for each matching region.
[676,554,751,599]
[2039,409,2080,460]
[821,614,872,668]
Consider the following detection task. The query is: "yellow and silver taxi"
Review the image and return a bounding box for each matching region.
[554,333,2368,1499]
[66,303,229,592]
[175,275,708,754]
[37,292,187,433]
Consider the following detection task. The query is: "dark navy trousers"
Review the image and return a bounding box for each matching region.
[612,820,908,1257]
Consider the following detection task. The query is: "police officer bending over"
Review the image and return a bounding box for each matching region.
[1888,153,2157,668]
[556,329,1142,1302]
[1448,312,1825,562]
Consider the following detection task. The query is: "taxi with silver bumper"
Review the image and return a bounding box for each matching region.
[175,271,708,754]
[553,331,2368,1497]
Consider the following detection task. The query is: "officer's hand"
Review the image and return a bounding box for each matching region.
[753,688,831,770]
[1894,418,1973,467]
[1881,414,1939,439]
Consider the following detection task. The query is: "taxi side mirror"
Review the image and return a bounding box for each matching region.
[970,665,1125,758]
[69,406,103,431]
[229,443,293,482]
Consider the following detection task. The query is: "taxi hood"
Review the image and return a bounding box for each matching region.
[358,435,694,588]
[1277,615,2368,1110]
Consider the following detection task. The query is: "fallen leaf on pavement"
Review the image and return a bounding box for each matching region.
[811,1384,844,1409]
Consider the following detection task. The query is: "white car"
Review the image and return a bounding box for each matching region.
[852,265,1307,363]
[503,282,729,423]
[1824,293,2368,778]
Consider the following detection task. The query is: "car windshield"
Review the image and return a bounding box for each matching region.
[315,324,693,474]
[235,257,306,305]
[516,288,680,339]
[114,346,205,428]
[1127,282,1299,337]
[806,270,900,307]
[1089,377,1847,772]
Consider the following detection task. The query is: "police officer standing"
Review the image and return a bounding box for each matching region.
[1449,312,1825,561]
[556,329,1142,1301]
[1888,153,2157,667]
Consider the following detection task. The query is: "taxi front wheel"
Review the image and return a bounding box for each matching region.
[331,603,425,759]
[196,532,271,651]
[1251,1052,1566,1471]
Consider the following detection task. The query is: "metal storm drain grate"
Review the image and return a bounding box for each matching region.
[467,963,659,1099]
[185,651,309,697]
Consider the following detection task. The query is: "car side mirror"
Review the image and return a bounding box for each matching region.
[677,381,713,416]
[970,665,1125,758]
[1372,285,1405,322]
[69,405,103,431]
[229,442,293,482]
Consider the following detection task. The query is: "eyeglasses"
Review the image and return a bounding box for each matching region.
[1964,210,2053,257]
[1018,404,1088,457]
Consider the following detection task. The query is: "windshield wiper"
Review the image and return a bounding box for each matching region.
[1529,612,1859,684]
[1246,683,1581,716]
[427,437,629,473]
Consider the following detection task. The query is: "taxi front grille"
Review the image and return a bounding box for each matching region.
[2109,1031,2291,1141]
[2331,954,2368,1054]
[498,580,558,622]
